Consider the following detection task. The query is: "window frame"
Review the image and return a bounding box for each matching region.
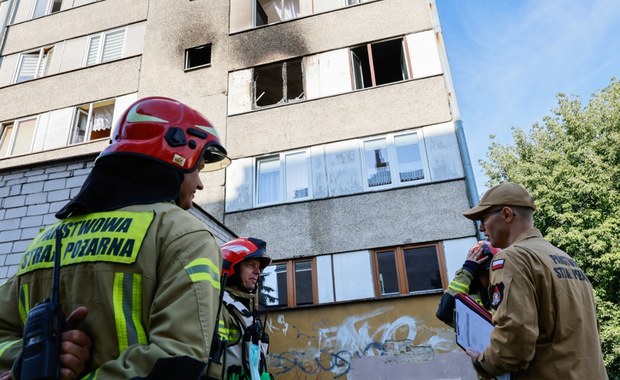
[83,28,127,67]
[68,99,116,145]
[13,46,54,83]
[184,43,212,71]
[254,149,312,207]
[262,258,318,309]
[30,0,63,19]
[372,242,447,298]
[252,57,305,109]
[350,37,411,90]
[0,117,38,158]
[360,129,430,191]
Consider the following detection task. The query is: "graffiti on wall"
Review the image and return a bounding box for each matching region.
[266,306,456,378]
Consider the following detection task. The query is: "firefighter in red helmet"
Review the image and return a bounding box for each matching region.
[0,97,230,379]
[207,238,274,380]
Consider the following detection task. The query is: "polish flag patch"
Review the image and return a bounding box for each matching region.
[491,259,505,271]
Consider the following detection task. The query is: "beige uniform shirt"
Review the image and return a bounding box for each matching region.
[479,228,607,379]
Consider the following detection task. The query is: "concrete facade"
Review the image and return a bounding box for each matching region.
[0,0,481,378]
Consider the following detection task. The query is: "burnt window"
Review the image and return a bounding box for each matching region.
[351,39,409,89]
[254,57,304,108]
[185,44,212,70]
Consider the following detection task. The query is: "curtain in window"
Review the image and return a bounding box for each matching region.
[12,119,36,155]
[274,0,299,21]
[0,124,14,157]
[285,152,308,199]
[257,157,280,204]
[91,104,114,131]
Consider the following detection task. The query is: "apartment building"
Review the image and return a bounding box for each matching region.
[0,0,481,378]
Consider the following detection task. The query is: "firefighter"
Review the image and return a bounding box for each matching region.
[0,96,230,379]
[436,241,500,326]
[207,238,273,380]
[462,182,608,380]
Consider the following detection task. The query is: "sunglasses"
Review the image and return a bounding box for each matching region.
[478,208,503,227]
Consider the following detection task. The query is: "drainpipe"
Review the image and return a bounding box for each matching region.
[0,0,19,60]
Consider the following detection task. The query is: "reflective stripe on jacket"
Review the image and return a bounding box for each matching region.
[0,202,222,379]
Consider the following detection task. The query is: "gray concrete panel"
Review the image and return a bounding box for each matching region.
[0,57,140,121]
[3,0,148,55]
[227,76,452,158]
[227,0,433,71]
[224,180,476,260]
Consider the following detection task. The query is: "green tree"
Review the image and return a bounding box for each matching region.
[480,78,620,378]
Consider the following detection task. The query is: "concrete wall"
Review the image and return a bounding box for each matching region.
[264,293,478,379]
[0,156,236,284]
[4,0,148,54]
[225,180,474,260]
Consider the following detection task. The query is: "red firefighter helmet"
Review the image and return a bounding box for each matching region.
[221,237,271,278]
[96,96,230,172]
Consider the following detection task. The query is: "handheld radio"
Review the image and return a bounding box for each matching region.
[20,228,67,380]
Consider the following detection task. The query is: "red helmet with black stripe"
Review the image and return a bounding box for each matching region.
[97,96,230,172]
[221,237,271,278]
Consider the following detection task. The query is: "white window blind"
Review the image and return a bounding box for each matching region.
[101,30,125,62]
[86,35,101,65]
[16,54,39,82]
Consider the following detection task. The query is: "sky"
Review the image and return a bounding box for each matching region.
[435,0,620,196]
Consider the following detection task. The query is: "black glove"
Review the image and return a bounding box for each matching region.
[462,260,480,275]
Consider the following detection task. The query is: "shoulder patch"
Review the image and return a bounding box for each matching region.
[491,282,504,309]
[491,259,505,271]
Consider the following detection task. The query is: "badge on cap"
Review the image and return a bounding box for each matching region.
[491,259,505,271]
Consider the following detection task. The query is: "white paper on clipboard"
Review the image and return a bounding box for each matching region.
[455,293,511,380]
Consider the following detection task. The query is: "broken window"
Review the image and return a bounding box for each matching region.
[31,0,63,19]
[85,28,126,66]
[0,118,37,157]
[70,99,115,144]
[185,44,212,70]
[254,57,304,108]
[14,46,54,83]
[351,38,409,89]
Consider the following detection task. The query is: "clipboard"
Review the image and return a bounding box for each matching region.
[454,293,493,352]
[455,293,511,380]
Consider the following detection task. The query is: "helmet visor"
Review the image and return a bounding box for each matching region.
[202,145,231,172]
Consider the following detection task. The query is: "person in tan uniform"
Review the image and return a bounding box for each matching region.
[0,96,231,379]
[462,182,608,380]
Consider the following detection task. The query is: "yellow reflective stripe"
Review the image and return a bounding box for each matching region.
[218,320,240,342]
[448,280,469,293]
[184,258,220,288]
[80,368,100,380]
[113,272,147,353]
[19,283,30,323]
[131,274,147,345]
[0,339,21,359]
